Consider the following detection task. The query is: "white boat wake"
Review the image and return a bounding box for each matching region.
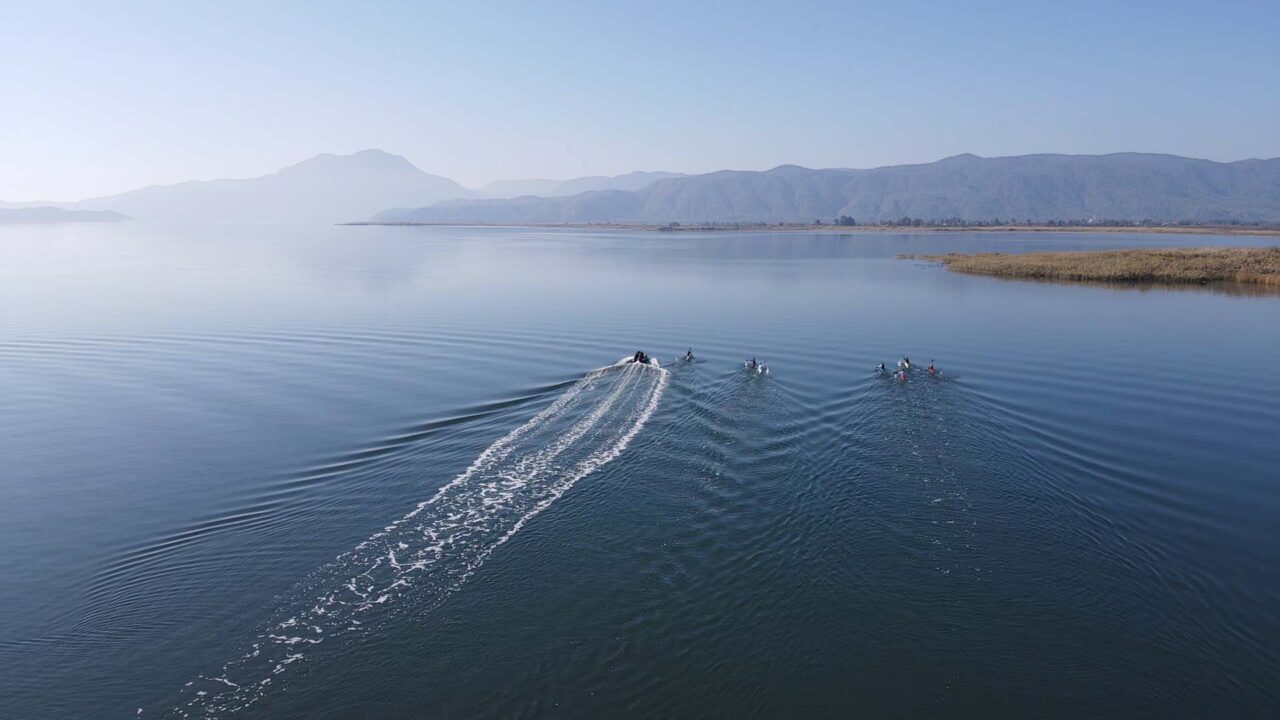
[168,362,668,717]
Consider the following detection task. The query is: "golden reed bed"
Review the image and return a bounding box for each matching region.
[906,246,1280,287]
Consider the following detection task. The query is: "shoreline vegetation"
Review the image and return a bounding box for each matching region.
[904,246,1280,289]
[343,221,1280,236]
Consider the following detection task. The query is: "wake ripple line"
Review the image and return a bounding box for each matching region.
[165,363,668,717]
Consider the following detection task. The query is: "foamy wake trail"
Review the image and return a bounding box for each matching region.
[167,363,667,717]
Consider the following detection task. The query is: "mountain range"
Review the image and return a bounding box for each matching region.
[378,153,1280,225]
[5,150,1280,225]
[0,153,684,224]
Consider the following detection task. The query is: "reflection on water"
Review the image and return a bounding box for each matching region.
[1017,276,1280,296]
[0,225,1277,719]
[905,264,1280,296]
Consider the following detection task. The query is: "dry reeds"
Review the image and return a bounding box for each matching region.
[908,247,1280,287]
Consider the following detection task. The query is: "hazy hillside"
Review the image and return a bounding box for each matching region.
[71,150,467,223]
[551,171,687,196]
[477,171,685,199]
[476,178,563,199]
[0,207,128,224]
[376,154,1280,225]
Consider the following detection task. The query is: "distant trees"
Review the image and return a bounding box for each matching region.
[658,217,1275,231]
[875,216,927,227]
[861,217,1276,229]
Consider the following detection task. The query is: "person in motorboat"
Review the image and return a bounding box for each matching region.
[876,362,887,374]
[898,356,911,370]
[897,369,908,382]
[747,357,758,371]
[629,350,651,365]
[927,360,937,375]
[685,349,694,362]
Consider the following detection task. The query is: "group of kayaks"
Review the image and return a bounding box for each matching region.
[628,350,939,381]
[876,356,941,382]
[625,349,769,375]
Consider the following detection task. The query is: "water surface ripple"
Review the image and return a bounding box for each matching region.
[0,225,1276,719]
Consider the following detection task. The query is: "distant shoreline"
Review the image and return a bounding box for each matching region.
[0,206,129,225]
[342,221,1280,236]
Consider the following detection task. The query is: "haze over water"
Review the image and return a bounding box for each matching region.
[1,225,1277,718]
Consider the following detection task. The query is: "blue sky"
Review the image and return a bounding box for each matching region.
[2,0,1277,200]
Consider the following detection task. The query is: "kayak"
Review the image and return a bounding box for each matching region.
[617,355,661,368]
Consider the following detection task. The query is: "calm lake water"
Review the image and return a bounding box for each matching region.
[1,225,1277,719]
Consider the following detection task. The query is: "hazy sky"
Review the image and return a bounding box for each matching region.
[3,0,1278,200]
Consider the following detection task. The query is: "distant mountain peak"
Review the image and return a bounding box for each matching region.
[281,149,421,175]
[351,148,418,168]
[68,149,465,223]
